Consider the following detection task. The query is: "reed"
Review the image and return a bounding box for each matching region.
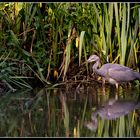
[0,2,139,87]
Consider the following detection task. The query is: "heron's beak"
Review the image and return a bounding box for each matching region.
[87,58,92,63]
[87,58,95,63]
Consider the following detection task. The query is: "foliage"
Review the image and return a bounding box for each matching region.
[0,3,139,88]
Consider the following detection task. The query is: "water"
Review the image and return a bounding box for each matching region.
[0,82,140,137]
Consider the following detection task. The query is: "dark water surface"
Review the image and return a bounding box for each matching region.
[0,82,140,137]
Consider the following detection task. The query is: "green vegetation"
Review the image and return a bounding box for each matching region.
[0,3,140,137]
[0,3,139,90]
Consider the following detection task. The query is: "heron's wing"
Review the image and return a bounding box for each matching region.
[108,68,135,82]
[103,63,131,70]
[100,64,131,76]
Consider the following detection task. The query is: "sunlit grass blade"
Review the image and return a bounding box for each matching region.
[120,3,127,65]
[105,3,113,59]
[127,12,139,68]
[114,3,121,57]
[60,93,69,137]
[79,31,85,66]
[63,43,71,81]
[63,24,72,80]
[97,118,105,137]
[93,3,107,57]
[119,116,125,137]
[80,93,88,133]
[73,120,80,137]
[103,120,109,137]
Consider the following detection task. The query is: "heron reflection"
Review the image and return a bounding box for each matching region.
[85,98,140,131]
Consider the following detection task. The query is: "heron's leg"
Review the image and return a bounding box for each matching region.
[102,78,106,94]
[128,82,131,88]
[102,78,105,86]
[115,83,119,89]
[115,83,119,100]
[115,92,118,100]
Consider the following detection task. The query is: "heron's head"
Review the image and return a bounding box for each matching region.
[87,55,99,63]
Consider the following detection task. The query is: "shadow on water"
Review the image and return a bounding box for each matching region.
[0,81,140,137]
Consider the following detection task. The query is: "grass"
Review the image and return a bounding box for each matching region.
[0,3,139,88]
[0,3,140,137]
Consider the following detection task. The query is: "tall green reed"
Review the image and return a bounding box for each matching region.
[0,3,139,85]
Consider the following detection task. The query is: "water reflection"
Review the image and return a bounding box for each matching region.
[0,83,139,137]
[85,97,140,131]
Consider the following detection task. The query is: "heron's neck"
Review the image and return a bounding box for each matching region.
[92,60,100,75]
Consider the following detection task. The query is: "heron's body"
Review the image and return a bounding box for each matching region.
[87,55,140,88]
